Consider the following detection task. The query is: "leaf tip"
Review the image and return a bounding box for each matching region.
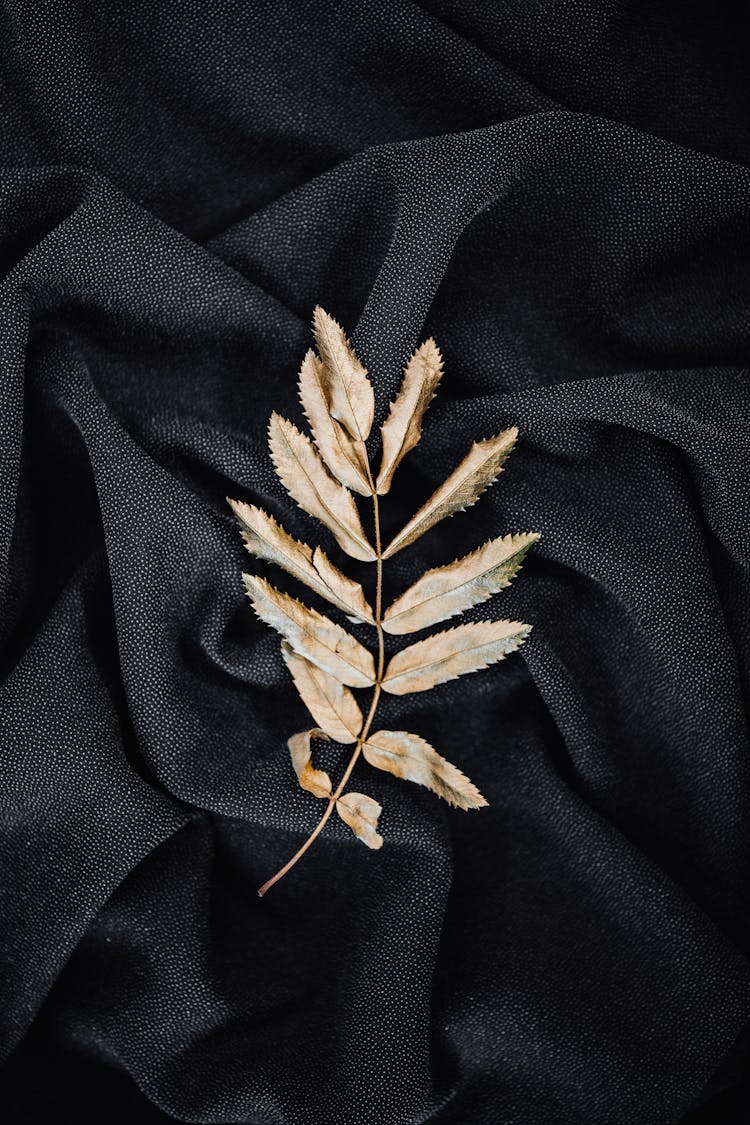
[312,305,340,338]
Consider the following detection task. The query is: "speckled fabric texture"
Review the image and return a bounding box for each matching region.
[1,3,749,1123]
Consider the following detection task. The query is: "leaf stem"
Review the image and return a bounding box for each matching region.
[257,462,385,897]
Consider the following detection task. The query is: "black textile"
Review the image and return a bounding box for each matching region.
[1,3,749,1122]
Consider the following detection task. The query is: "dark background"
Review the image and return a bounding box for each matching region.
[1,2,749,1122]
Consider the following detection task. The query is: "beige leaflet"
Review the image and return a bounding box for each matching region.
[335,792,383,850]
[228,499,373,623]
[376,338,443,495]
[382,430,518,559]
[298,349,370,495]
[363,731,486,810]
[281,644,363,744]
[289,728,333,799]
[268,412,375,561]
[383,532,539,635]
[228,308,539,895]
[381,619,532,695]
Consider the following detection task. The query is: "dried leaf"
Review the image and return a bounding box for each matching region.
[298,349,371,496]
[310,546,374,624]
[268,412,375,562]
[313,307,374,443]
[243,574,376,688]
[382,429,518,559]
[382,619,531,695]
[228,498,374,623]
[288,728,333,799]
[240,307,541,894]
[363,730,487,809]
[383,532,540,635]
[376,338,443,495]
[336,792,383,849]
[281,643,363,744]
